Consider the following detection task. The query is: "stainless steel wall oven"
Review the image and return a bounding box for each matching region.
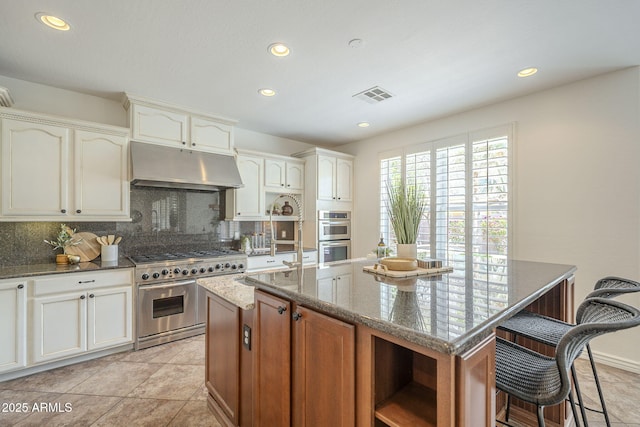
[318,211,351,262]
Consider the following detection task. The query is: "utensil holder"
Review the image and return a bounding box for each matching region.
[101,245,118,262]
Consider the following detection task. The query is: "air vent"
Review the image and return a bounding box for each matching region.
[353,86,394,104]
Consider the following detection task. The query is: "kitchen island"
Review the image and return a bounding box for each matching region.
[200,258,576,427]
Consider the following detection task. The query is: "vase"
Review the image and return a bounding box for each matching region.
[396,243,417,259]
[282,201,293,216]
[56,253,69,265]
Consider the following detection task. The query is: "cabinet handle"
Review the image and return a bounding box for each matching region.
[292,312,302,321]
[17,284,24,289]
[182,141,186,145]
[89,294,95,298]
[281,184,284,187]
[192,143,196,147]
[76,209,82,214]
[78,280,96,284]
[287,184,290,187]
[277,306,287,315]
[80,295,86,300]
[61,209,66,213]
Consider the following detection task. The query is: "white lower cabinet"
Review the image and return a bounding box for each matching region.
[247,250,318,272]
[0,279,27,373]
[31,269,133,364]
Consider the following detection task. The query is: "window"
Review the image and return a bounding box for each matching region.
[379,125,512,269]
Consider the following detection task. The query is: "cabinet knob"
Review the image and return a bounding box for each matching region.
[61,209,66,213]
[17,284,24,289]
[80,295,86,300]
[292,312,302,321]
[277,306,287,315]
[332,197,336,200]
[287,184,290,187]
[191,142,196,147]
[182,141,186,145]
[89,294,95,298]
[76,209,82,214]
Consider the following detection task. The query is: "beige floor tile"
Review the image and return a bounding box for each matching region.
[118,341,184,364]
[0,390,63,425]
[0,359,110,393]
[91,397,185,427]
[190,383,208,401]
[13,393,121,427]
[167,400,221,427]
[67,361,163,397]
[166,339,206,365]
[127,364,204,400]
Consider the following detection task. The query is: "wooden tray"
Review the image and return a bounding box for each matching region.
[64,231,100,262]
[363,264,453,278]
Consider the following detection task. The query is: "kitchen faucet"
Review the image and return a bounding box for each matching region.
[269,194,304,268]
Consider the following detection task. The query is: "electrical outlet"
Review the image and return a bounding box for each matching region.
[242,324,251,350]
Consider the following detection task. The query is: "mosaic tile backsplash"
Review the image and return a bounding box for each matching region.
[0,187,246,266]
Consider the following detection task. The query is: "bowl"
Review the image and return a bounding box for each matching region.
[379,257,418,271]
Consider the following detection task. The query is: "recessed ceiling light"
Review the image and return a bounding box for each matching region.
[357,122,370,128]
[258,88,276,97]
[268,43,290,57]
[517,67,538,78]
[35,12,70,31]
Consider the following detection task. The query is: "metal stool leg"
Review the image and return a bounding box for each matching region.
[505,394,511,421]
[571,365,588,426]
[568,387,582,427]
[587,344,611,426]
[537,405,546,427]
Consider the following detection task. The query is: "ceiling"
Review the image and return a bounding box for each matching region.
[1,1,639,146]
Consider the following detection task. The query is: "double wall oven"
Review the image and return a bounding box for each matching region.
[318,210,351,263]
[130,250,247,350]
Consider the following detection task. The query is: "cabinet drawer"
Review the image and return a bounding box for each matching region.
[33,269,133,296]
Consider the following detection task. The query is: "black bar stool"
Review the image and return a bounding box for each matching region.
[498,276,640,426]
[496,298,640,427]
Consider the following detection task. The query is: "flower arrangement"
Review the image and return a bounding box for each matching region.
[44,224,82,254]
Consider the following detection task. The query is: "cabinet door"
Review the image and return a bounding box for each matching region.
[336,158,353,202]
[292,305,355,427]
[32,292,87,363]
[131,104,188,146]
[233,155,264,217]
[190,116,233,154]
[206,293,241,425]
[1,119,69,216]
[317,155,336,201]
[286,162,304,191]
[335,274,352,306]
[0,280,26,373]
[87,286,132,350]
[264,158,286,189]
[253,290,291,427]
[74,130,129,218]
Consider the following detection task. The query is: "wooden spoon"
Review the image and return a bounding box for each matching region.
[114,236,122,245]
[107,235,115,245]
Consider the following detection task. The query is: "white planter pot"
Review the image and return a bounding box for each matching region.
[396,243,417,259]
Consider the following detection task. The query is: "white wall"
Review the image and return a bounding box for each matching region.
[340,67,640,370]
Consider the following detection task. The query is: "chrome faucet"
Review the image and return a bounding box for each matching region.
[269,194,304,268]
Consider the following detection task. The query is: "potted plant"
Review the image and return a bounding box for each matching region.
[44,224,83,264]
[386,181,427,259]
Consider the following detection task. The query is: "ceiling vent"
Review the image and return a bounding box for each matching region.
[353,86,394,104]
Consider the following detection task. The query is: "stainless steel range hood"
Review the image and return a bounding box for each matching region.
[130,141,243,191]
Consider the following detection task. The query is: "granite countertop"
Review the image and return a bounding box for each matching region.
[197,274,254,310]
[243,258,577,355]
[0,257,135,280]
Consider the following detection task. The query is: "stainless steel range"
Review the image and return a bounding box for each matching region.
[130,250,247,350]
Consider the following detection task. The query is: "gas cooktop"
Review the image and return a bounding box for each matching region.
[128,249,241,264]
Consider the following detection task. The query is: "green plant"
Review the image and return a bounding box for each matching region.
[44,224,82,253]
[386,182,427,244]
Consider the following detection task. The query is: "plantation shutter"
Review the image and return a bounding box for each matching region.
[379,153,402,250]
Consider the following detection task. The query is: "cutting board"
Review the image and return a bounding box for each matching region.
[363,264,453,278]
[64,232,101,262]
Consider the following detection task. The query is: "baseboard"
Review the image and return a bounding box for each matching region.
[581,350,640,374]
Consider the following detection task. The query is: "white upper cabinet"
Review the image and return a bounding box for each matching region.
[226,153,265,219]
[0,109,130,221]
[74,130,129,218]
[125,95,236,155]
[317,155,353,202]
[130,104,188,146]
[264,157,304,192]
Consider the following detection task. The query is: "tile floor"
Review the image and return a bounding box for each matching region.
[1,336,639,426]
[0,335,221,427]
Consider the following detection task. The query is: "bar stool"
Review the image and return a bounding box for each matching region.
[496,298,640,427]
[498,276,640,426]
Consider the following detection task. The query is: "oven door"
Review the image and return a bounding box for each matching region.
[318,220,351,241]
[138,280,197,338]
[319,240,351,263]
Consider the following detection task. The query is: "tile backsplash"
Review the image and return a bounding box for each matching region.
[0,187,240,266]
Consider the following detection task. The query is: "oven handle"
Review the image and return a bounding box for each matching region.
[138,280,197,290]
[320,241,351,247]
